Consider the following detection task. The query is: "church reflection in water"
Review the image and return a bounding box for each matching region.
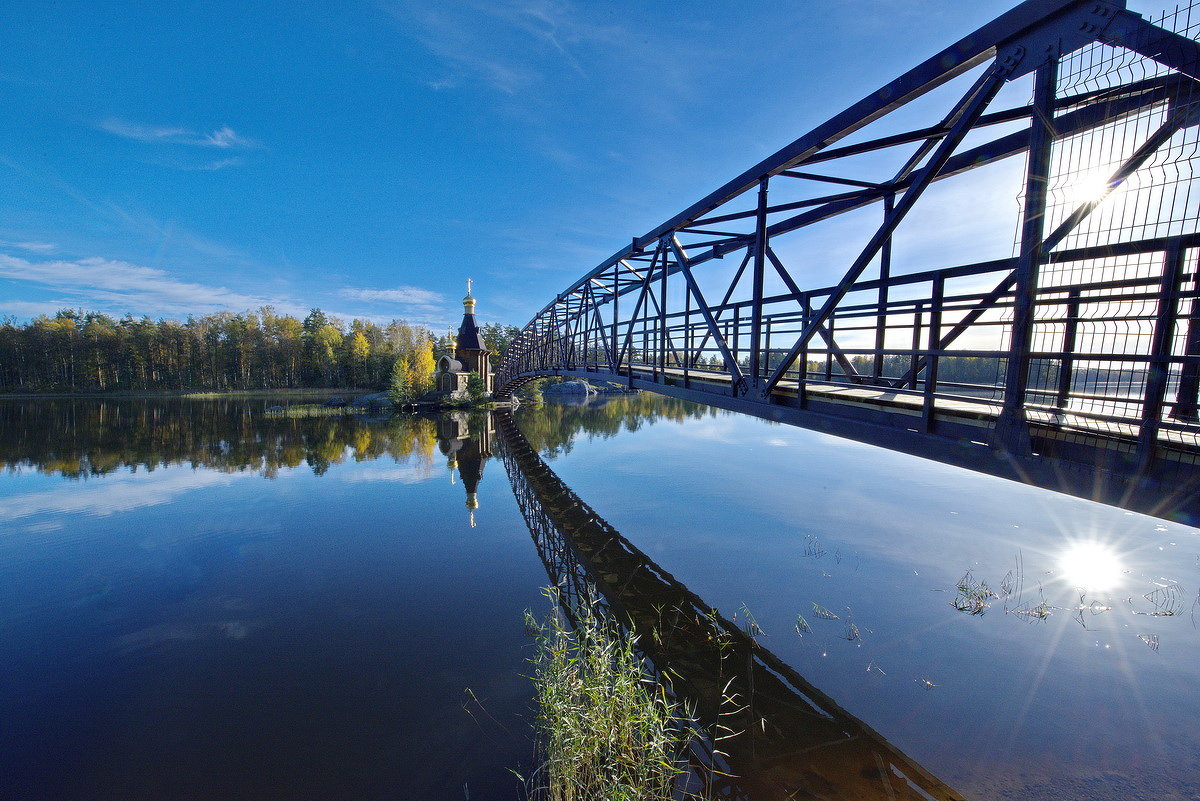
[435,412,494,528]
[429,408,967,801]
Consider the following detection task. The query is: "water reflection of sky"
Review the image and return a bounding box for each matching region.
[538,405,1200,800]
[0,415,544,801]
[3,397,1199,800]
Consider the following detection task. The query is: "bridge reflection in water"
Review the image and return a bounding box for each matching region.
[491,410,966,801]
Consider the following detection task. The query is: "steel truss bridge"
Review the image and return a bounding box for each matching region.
[496,0,1200,518]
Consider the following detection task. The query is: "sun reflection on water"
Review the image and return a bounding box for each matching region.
[1058,541,1125,592]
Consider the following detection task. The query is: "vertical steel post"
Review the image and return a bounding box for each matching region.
[765,318,772,380]
[578,292,587,368]
[566,306,574,369]
[684,277,692,386]
[723,320,731,372]
[642,262,651,374]
[799,293,809,405]
[874,193,895,382]
[825,314,835,381]
[567,303,577,369]
[923,274,944,432]
[1139,242,1187,465]
[591,287,601,368]
[999,59,1059,451]
[733,306,741,380]
[659,241,668,377]
[910,304,923,391]
[592,289,602,368]
[1171,262,1200,421]
[611,269,620,373]
[560,307,568,369]
[749,178,769,387]
[642,324,648,374]
[1056,287,1081,408]
[583,287,592,368]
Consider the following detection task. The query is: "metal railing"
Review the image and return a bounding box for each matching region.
[497,0,1200,472]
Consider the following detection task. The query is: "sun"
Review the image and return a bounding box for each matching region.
[1058,541,1124,592]
[1063,170,1115,208]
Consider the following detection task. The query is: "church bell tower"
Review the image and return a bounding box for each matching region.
[454,279,492,394]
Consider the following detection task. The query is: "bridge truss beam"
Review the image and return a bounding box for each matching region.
[498,0,1200,517]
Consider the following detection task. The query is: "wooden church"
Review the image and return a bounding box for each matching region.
[424,280,492,403]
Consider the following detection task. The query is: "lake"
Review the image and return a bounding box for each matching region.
[2,394,1199,800]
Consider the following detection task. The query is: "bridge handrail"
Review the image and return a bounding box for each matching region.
[497,0,1200,482]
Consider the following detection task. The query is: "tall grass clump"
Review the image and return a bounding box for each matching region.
[262,404,352,418]
[525,592,689,801]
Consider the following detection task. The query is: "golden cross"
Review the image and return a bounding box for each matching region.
[466,278,473,296]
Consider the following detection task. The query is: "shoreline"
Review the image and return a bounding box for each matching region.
[0,388,374,401]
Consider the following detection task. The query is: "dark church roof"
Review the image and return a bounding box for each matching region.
[438,355,464,372]
[457,313,487,352]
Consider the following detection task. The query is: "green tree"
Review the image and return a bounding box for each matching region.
[410,338,436,395]
[302,308,329,337]
[466,370,488,403]
[312,323,343,385]
[347,330,370,387]
[481,322,521,363]
[389,357,414,405]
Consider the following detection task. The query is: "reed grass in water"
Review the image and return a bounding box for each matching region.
[262,404,361,418]
[524,592,689,801]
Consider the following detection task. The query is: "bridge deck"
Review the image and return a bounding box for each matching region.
[606,363,1197,459]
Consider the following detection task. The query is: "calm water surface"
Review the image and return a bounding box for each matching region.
[2,395,1199,800]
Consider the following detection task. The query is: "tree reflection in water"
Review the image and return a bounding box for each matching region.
[0,393,714,479]
[0,398,442,478]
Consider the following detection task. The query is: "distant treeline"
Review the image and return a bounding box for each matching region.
[0,308,521,394]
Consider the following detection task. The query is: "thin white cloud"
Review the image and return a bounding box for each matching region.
[175,157,244,172]
[0,253,300,317]
[205,157,242,170]
[339,285,445,306]
[339,464,438,484]
[201,125,255,148]
[99,118,258,149]
[101,202,251,262]
[0,240,57,253]
[387,0,705,118]
[99,118,190,142]
[386,0,624,93]
[0,253,451,328]
[0,298,82,318]
[0,469,251,521]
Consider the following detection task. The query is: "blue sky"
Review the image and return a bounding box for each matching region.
[0,0,1168,330]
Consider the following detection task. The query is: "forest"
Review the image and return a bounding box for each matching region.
[0,307,520,394]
